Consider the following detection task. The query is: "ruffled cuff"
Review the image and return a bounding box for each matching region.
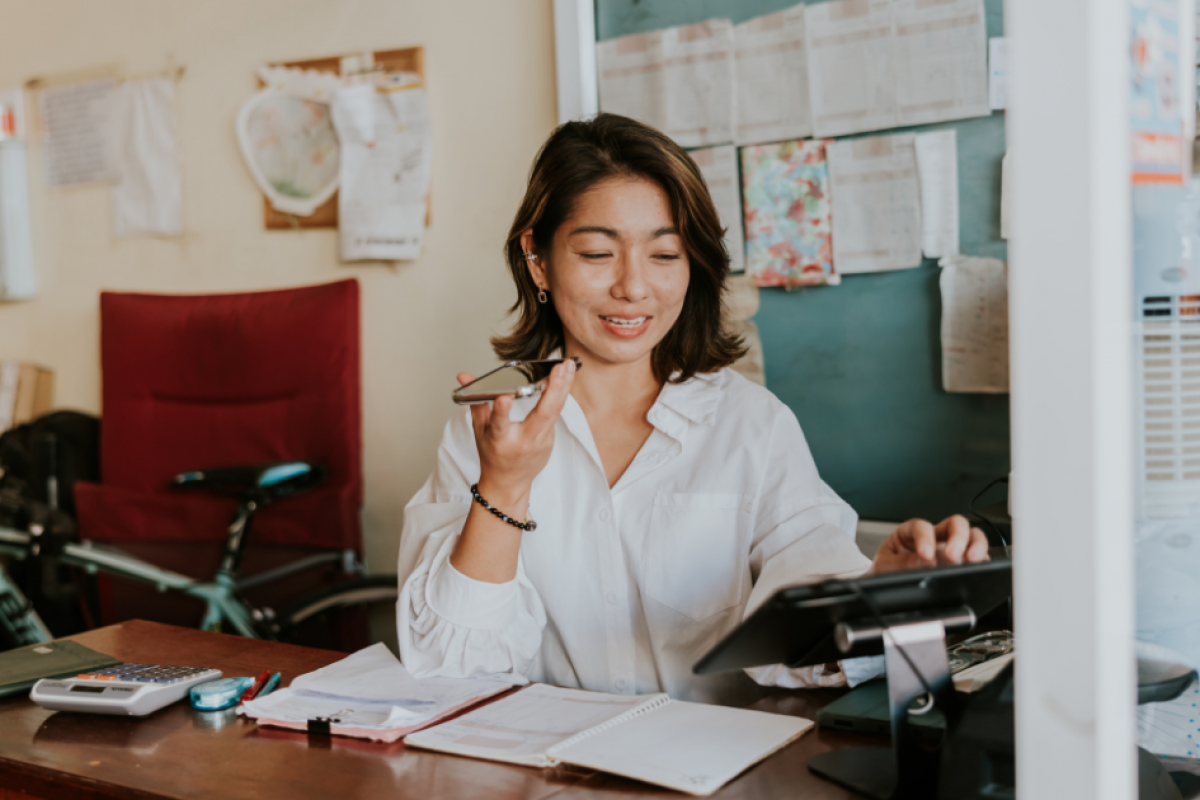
[426,557,521,631]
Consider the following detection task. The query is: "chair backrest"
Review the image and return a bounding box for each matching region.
[98,280,362,514]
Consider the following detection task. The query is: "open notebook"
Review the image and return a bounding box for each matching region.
[404,684,813,796]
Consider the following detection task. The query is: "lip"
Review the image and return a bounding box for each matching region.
[598,314,652,339]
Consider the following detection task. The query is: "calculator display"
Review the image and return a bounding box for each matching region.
[70,685,107,693]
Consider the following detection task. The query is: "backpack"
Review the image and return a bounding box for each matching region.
[0,410,100,517]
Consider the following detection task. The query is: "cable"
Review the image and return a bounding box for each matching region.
[967,476,1010,548]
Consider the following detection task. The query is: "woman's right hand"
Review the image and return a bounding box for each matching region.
[458,358,576,508]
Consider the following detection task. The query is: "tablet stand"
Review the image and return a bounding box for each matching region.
[807,607,975,800]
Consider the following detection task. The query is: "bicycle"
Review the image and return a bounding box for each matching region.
[0,461,399,653]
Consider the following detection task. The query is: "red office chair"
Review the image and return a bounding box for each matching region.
[74,279,363,627]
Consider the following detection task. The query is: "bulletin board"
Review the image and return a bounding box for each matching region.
[596,0,1010,522]
[259,47,425,230]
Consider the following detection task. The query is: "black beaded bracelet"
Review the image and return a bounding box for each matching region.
[470,484,537,532]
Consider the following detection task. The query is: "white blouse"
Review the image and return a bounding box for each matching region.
[396,368,883,705]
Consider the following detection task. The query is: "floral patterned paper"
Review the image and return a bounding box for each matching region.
[741,139,837,287]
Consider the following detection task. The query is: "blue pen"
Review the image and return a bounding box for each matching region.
[257,672,282,699]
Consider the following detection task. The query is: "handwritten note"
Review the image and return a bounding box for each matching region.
[39,79,119,187]
[939,256,1009,393]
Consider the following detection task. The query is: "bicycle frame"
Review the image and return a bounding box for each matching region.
[0,525,361,645]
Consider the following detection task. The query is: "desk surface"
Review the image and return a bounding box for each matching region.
[0,621,880,800]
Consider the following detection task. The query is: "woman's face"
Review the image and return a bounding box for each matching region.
[526,177,690,372]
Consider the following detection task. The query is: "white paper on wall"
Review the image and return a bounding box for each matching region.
[110,78,182,237]
[0,141,36,300]
[39,79,120,187]
[332,80,433,262]
[892,0,989,127]
[690,144,743,272]
[597,31,667,132]
[939,255,1009,394]
[733,4,812,145]
[805,0,898,138]
[914,129,959,259]
[1000,150,1010,239]
[989,37,1009,110]
[661,19,735,147]
[827,133,923,273]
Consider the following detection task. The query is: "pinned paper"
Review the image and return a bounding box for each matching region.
[110,78,182,236]
[914,130,959,259]
[690,145,743,272]
[39,79,120,187]
[939,256,1009,394]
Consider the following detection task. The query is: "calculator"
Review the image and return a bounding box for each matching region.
[30,663,223,716]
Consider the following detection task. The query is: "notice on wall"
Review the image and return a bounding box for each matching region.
[914,129,959,259]
[805,0,897,138]
[661,19,735,147]
[332,80,433,262]
[110,78,182,236]
[939,256,1009,394]
[39,79,119,187]
[827,133,923,274]
[733,4,812,145]
[597,30,666,132]
[892,0,989,127]
[690,144,743,272]
[989,37,1009,110]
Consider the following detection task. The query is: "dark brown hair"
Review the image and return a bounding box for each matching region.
[492,113,745,384]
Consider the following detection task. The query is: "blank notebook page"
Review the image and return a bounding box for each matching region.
[549,700,813,796]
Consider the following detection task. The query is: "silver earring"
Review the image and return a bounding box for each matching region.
[524,252,538,261]
[537,289,548,304]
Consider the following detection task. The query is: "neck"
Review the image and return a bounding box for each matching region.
[564,344,662,417]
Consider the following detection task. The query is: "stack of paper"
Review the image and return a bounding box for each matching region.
[239,643,522,742]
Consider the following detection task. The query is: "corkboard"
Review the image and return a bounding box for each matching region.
[259,47,426,230]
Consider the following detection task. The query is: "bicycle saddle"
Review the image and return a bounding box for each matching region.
[171,461,326,502]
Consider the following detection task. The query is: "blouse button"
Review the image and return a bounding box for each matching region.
[598,509,611,522]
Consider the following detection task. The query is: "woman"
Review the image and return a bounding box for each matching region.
[396,114,989,705]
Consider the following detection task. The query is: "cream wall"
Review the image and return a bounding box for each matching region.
[0,0,559,573]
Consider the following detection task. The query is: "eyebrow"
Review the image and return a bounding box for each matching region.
[567,225,680,239]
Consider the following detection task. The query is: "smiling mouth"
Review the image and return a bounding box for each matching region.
[600,316,649,327]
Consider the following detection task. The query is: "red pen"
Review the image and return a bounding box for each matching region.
[240,670,272,703]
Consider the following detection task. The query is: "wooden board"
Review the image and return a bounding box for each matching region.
[259,47,425,230]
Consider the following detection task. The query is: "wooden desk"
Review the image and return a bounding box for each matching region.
[0,621,881,800]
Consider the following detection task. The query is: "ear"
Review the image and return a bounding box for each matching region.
[520,229,549,290]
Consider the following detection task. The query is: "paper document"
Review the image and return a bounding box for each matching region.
[597,31,667,131]
[406,683,648,766]
[690,145,743,272]
[939,256,1009,393]
[1137,680,1200,759]
[1000,150,1010,239]
[0,141,36,300]
[331,79,433,262]
[806,0,897,137]
[989,37,1009,110]
[914,129,959,259]
[892,0,989,127]
[661,20,735,147]
[288,643,433,704]
[742,139,836,287]
[827,134,923,274]
[733,4,812,144]
[110,78,182,237]
[39,79,119,187]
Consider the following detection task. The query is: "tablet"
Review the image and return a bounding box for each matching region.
[693,559,1012,675]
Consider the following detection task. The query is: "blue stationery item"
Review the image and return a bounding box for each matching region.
[190,676,254,711]
[258,672,282,699]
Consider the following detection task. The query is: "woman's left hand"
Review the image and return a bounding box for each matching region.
[870,515,990,575]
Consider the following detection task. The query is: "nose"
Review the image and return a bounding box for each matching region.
[611,250,650,303]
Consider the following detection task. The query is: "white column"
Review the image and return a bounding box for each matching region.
[1007,0,1136,797]
[552,0,598,125]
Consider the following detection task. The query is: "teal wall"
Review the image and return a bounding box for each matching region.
[597,0,1010,521]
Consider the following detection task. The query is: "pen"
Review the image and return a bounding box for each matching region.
[258,672,282,699]
[240,670,272,703]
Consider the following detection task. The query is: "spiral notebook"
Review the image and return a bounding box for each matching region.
[404,683,813,796]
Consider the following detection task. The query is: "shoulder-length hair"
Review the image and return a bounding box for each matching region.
[492,113,745,384]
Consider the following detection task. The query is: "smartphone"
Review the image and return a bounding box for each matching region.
[452,358,581,405]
